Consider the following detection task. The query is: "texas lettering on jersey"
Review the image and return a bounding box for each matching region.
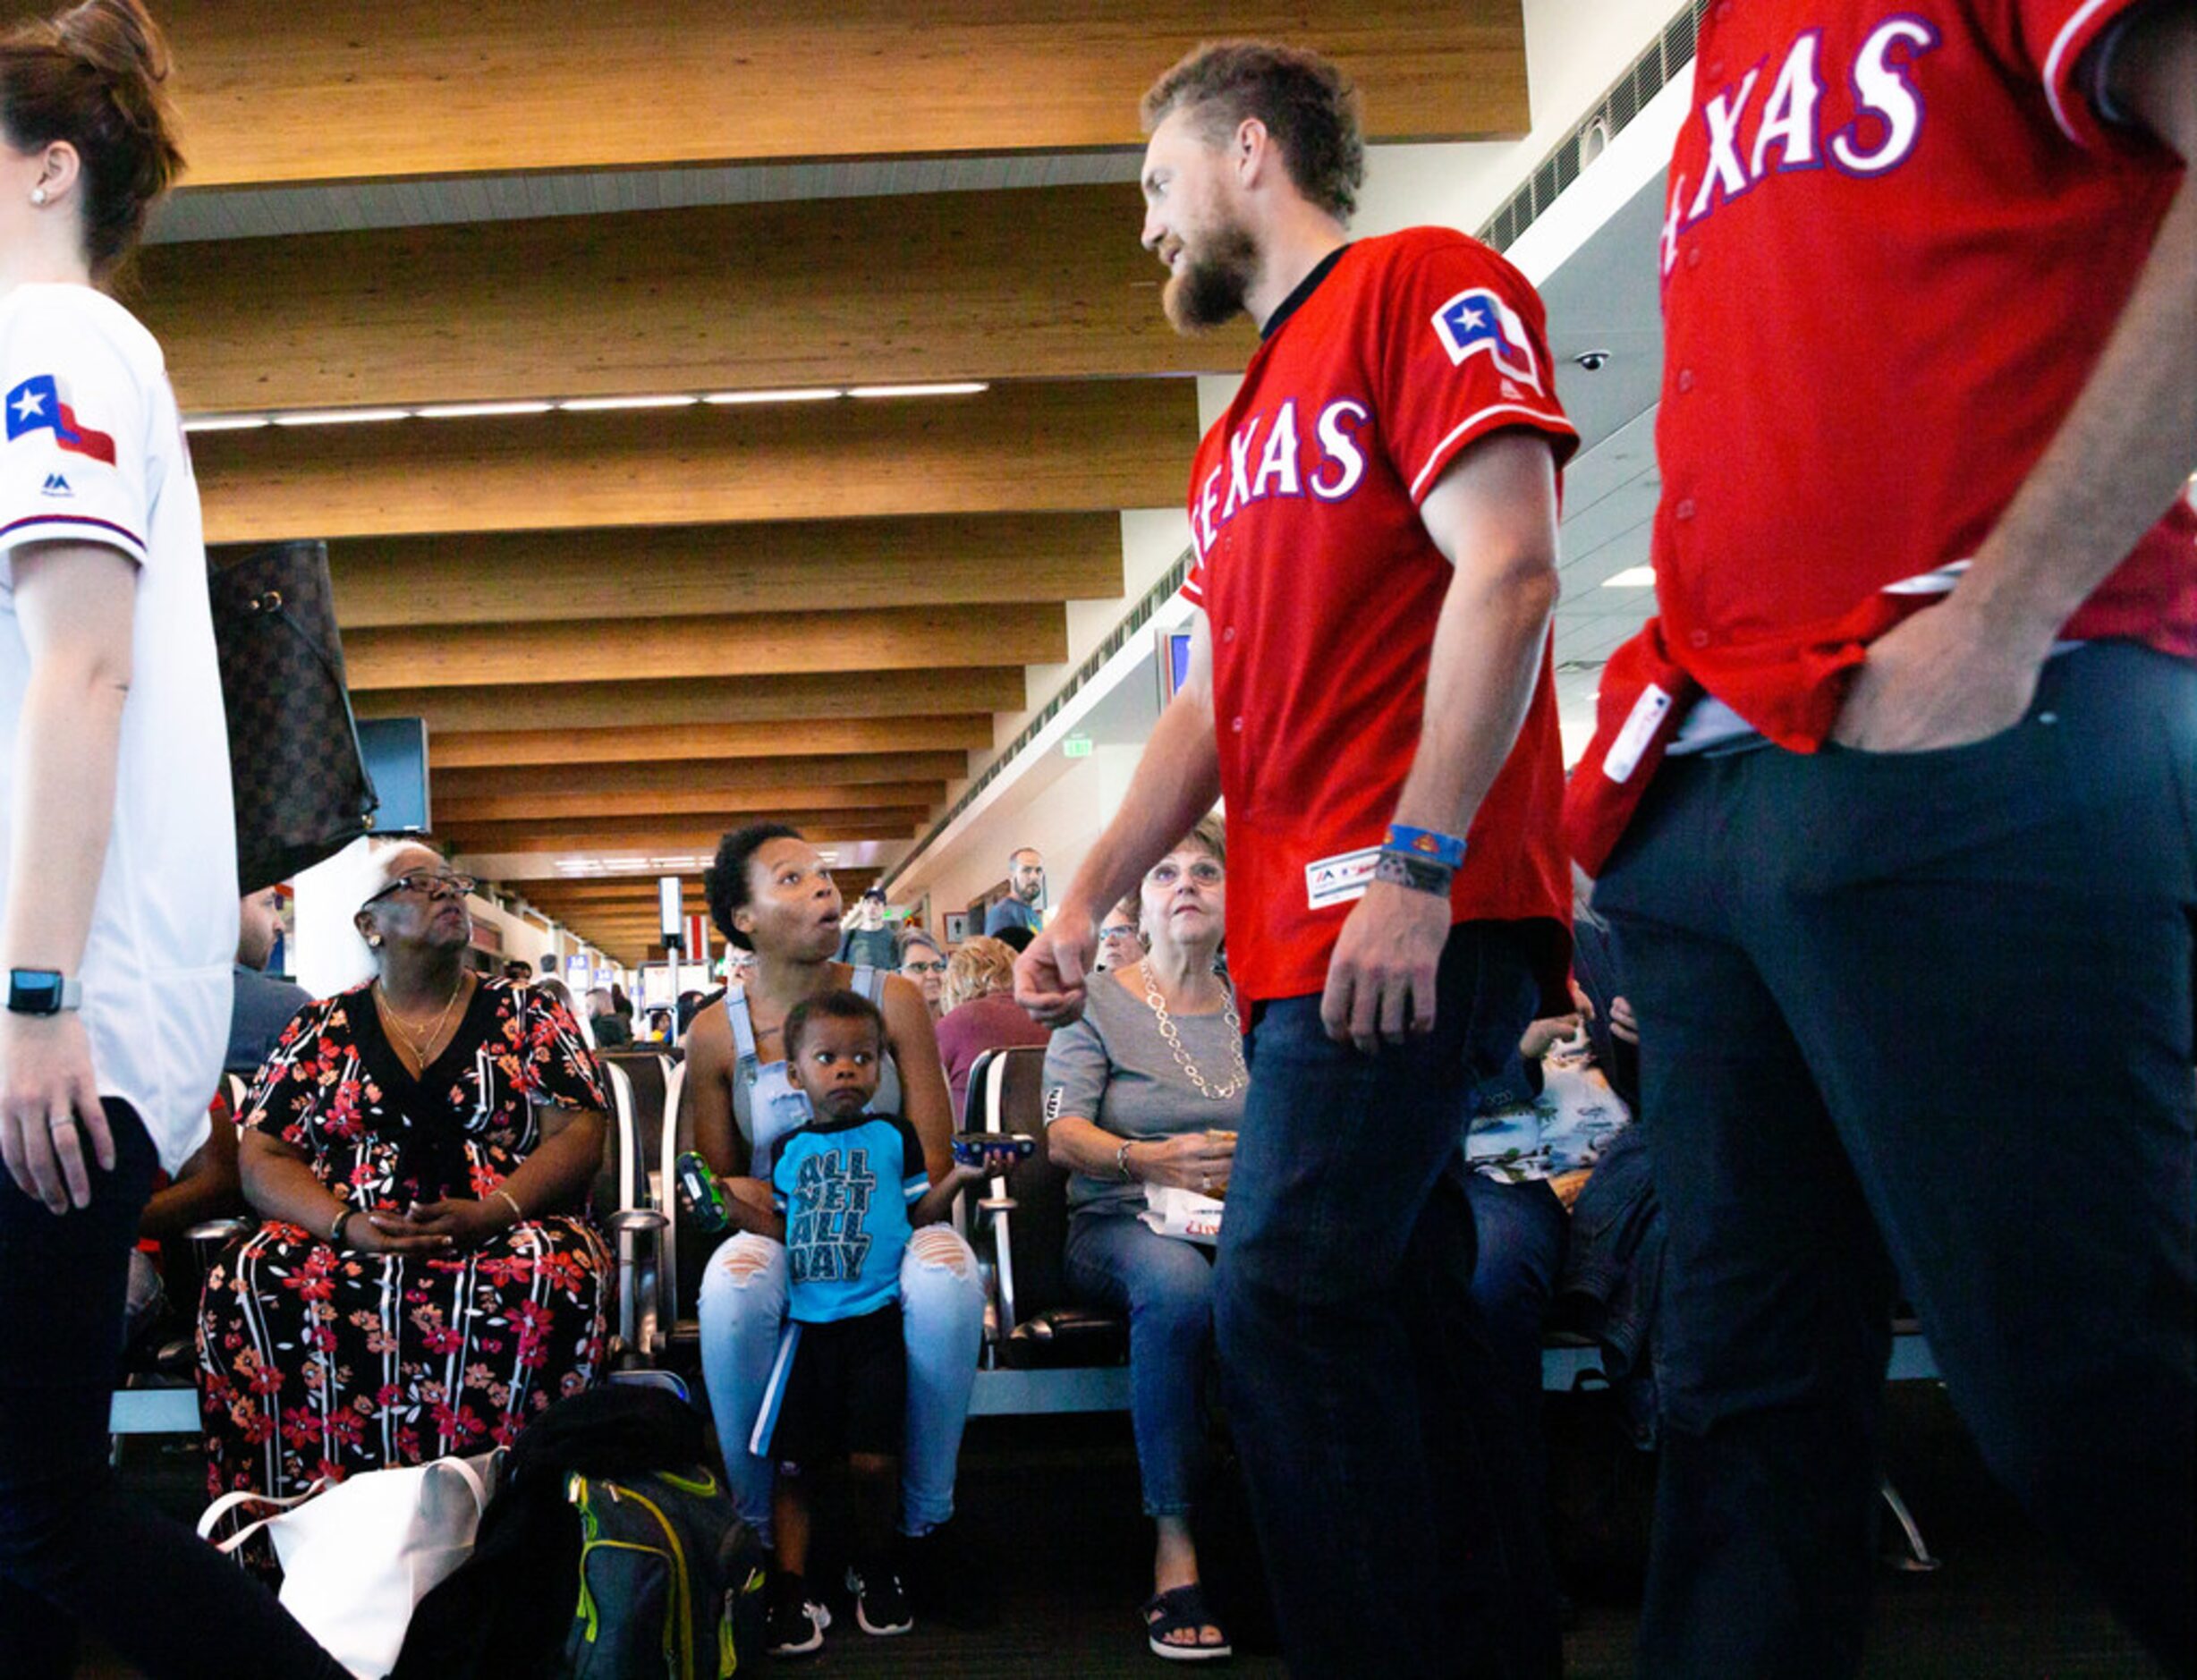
[1190,395,1373,554]
[1665,15,1938,277]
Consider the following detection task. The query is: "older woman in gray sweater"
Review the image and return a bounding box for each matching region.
[1043,813,1241,1661]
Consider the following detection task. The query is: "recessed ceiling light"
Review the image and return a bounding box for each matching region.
[704,387,844,405]
[182,414,272,433]
[271,407,413,426]
[1602,565,1657,589]
[557,394,701,412]
[846,382,989,399]
[416,400,556,419]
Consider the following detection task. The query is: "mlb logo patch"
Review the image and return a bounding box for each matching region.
[1432,289,1541,393]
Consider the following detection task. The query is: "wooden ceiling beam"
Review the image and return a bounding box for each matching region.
[437,782,946,825]
[449,813,931,853]
[147,190,1241,413]
[436,752,967,801]
[354,668,1025,733]
[345,603,1063,691]
[165,1,1528,187]
[192,381,1198,544]
[295,514,1124,630]
[432,717,991,770]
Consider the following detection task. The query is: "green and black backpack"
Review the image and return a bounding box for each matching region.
[560,1466,767,1678]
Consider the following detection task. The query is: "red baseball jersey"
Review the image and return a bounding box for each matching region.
[1181,229,1578,1004]
[1625,0,2193,756]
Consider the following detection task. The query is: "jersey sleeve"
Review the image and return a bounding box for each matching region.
[1040,1014,1111,1129]
[1375,241,1579,508]
[1982,0,2175,152]
[0,294,150,577]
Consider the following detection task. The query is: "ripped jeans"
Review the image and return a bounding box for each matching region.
[697,1225,984,1545]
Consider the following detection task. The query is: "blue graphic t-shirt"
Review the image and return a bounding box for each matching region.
[771,1111,929,1323]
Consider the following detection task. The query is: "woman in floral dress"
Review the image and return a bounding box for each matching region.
[198,843,611,1500]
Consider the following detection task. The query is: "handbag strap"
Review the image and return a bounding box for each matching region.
[198,1480,327,1555]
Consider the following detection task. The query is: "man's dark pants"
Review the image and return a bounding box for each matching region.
[1215,921,1563,1679]
[1596,640,2197,1678]
[0,1100,345,1679]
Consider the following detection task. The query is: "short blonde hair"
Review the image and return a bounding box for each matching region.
[943,936,1018,1013]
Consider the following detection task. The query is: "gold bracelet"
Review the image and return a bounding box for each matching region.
[494,1187,524,1226]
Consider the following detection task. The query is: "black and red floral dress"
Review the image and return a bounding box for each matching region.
[197,979,611,1500]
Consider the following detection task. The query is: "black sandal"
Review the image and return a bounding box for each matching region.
[1143,1583,1233,1662]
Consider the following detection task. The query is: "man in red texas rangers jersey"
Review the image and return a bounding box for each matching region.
[1568,2,2195,1674]
[1017,41,1574,1679]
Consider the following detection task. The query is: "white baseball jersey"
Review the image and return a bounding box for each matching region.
[0,284,238,1173]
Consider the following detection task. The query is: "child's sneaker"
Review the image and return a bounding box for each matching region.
[767,1573,830,1657]
[846,1560,915,1636]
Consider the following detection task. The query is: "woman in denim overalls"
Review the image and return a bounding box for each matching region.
[686,824,987,1610]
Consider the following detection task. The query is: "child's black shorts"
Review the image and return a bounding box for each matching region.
[770,1303,905,1472]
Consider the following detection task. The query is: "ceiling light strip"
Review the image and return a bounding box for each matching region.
[184,379,998,430]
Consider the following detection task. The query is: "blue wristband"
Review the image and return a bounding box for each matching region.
[1384,824,1468,870]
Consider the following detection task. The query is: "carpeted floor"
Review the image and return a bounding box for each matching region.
[80,1384,2161,1677]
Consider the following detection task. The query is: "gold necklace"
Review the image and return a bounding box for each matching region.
[1136,961,1250,1101]
[375,974,467,1066]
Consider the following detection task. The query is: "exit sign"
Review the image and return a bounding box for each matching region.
[1062,735,1093,759]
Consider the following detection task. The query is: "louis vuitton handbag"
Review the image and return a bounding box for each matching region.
[208,539,379,894]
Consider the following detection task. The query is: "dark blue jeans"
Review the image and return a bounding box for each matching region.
[1463,1174,1567,1527]
[1215,921,1562,1679]
[1065,1208,1216,1517]
[0,1100,344,1680]
[1597,641,2197,1679]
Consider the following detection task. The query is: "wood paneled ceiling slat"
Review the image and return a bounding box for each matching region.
[344,604,1064,691]
[431,717,991,770]
[308,514,1122,630]
[166,1,1528,187]
[145,189,1243,413]
[436,753,968,801]
[438,783,947,824]
[450,813,934,853]
[193,381,1198,543]
[354,670,1025,734]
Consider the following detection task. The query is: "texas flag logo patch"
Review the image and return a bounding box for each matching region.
[6,374,117,465]
[1431,289,1541,393]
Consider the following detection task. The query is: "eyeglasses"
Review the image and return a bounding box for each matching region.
[1100,925,1141,942]
[361,870,478,909]
[1145,859,1224,887]
[902,959,947,975]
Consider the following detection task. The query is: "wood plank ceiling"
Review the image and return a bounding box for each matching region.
[131,0,1529,962]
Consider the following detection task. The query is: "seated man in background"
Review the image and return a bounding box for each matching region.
[227,885,308,1078]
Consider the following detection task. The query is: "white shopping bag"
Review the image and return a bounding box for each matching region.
[197,1447,505,1678]
[1140,1184,1226,1243]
